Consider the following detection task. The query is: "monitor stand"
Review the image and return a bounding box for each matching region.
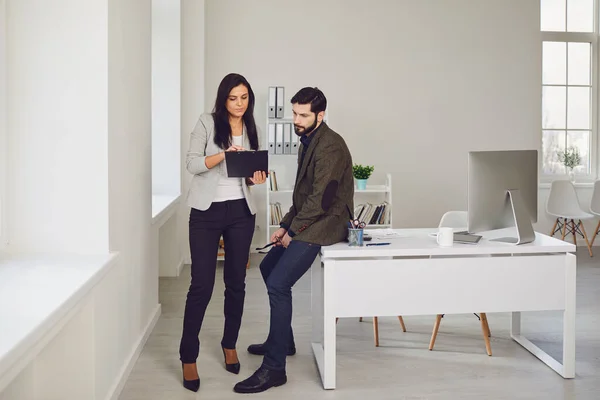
[489,189,536,245]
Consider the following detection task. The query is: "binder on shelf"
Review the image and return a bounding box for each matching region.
[291,133,299,154]
[275,86,285,118]
[268,123,275,154]
[283,123,292,154]
[275,123,284,154]
[268,87,276,118]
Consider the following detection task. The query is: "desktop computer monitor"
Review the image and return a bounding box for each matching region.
[467,150,538,244]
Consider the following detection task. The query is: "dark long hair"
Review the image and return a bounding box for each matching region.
[211,73,259,151]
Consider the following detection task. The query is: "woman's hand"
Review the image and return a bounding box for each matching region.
[226,145,245,152]
[248,171,267,185]
[205,145,245,169]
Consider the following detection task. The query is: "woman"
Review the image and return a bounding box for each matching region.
[180,73,267,392]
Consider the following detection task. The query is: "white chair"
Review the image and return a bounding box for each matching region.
[589,180,600,247]
[428,211,492,356]
[546,180,594,257]
[438,210,468,230]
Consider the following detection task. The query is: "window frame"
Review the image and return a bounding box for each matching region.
[541,0,599,183]
[151,0,182,221]
[0,0,7,252]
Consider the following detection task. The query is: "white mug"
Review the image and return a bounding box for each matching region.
[437,227,454,247]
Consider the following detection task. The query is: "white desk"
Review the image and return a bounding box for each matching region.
[311,228,576,390]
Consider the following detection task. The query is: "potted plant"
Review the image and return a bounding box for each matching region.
[557,147,581,182]
[352,164,374,190]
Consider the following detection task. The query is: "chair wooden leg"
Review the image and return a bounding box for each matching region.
[579,220,593,257]
[561,218,568,240]
[481,312,491,337]
[373,317,379,347]
[483,314,491,337]
[429,314,443,350]
[571,220,577,246]
[336,318,339,324]
[398,316,406,332]
[359,317,363,322]
[550,218,559,237]
[590,220,600,247]
[480,313,492,356]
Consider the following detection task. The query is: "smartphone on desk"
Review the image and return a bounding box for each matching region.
[453,233,482,244]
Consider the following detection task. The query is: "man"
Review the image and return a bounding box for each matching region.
[234,87,354,394]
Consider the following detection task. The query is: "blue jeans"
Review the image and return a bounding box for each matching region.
[259,240,321,371]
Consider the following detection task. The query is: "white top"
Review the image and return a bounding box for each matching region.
[214,135,245,202]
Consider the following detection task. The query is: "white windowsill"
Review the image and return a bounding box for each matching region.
[0,252,118,390]
[539,182,595,189]
[152,194,181,227]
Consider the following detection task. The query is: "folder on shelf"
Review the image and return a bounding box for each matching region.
[275,87,285,118]
[291,132,299,154]
[275,123,284,154]
[283,123,292,154]
[268,123,275,154]
[268,87,276,118]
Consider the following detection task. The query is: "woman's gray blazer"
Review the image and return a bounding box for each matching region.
[185,113,259,214]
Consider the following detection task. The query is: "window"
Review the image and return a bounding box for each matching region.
[0,0,7,251]
[151,0,181,220]
[541,0,598,178]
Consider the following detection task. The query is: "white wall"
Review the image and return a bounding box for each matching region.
[6,0,109,254]
[204,0,542,238]
[152,0,181,197]
[179,0,205,264]
[158,213,183,276]
[2,0,160,398]
[107,0,156,364]
[0,0,7,250]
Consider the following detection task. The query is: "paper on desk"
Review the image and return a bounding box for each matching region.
[364,228,404,238]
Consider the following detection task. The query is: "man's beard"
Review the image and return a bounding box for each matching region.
[294,118,317,136]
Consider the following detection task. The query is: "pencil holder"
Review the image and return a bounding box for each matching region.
[348,228,364,247]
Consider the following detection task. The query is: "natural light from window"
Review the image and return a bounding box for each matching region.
[151,0,181,220]
[0,0,7,251]
[541,0,597,178]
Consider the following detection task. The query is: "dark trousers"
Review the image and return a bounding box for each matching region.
[179,199,255,364]
[259,240,321,371]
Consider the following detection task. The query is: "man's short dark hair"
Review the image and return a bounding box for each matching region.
[291,87,327,115]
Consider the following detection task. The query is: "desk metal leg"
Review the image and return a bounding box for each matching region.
[510,312,521,336]
[510,253,576,378]
[311,258,336,389]
[562,252,576,377]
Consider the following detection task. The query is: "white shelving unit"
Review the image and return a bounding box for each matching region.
[264,100,392,244]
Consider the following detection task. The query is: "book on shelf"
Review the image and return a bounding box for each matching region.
[354,202,390,225]
[270,202,284,225]
[269,169,279,191]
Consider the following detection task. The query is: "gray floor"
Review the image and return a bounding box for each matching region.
[119,249,600,400]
